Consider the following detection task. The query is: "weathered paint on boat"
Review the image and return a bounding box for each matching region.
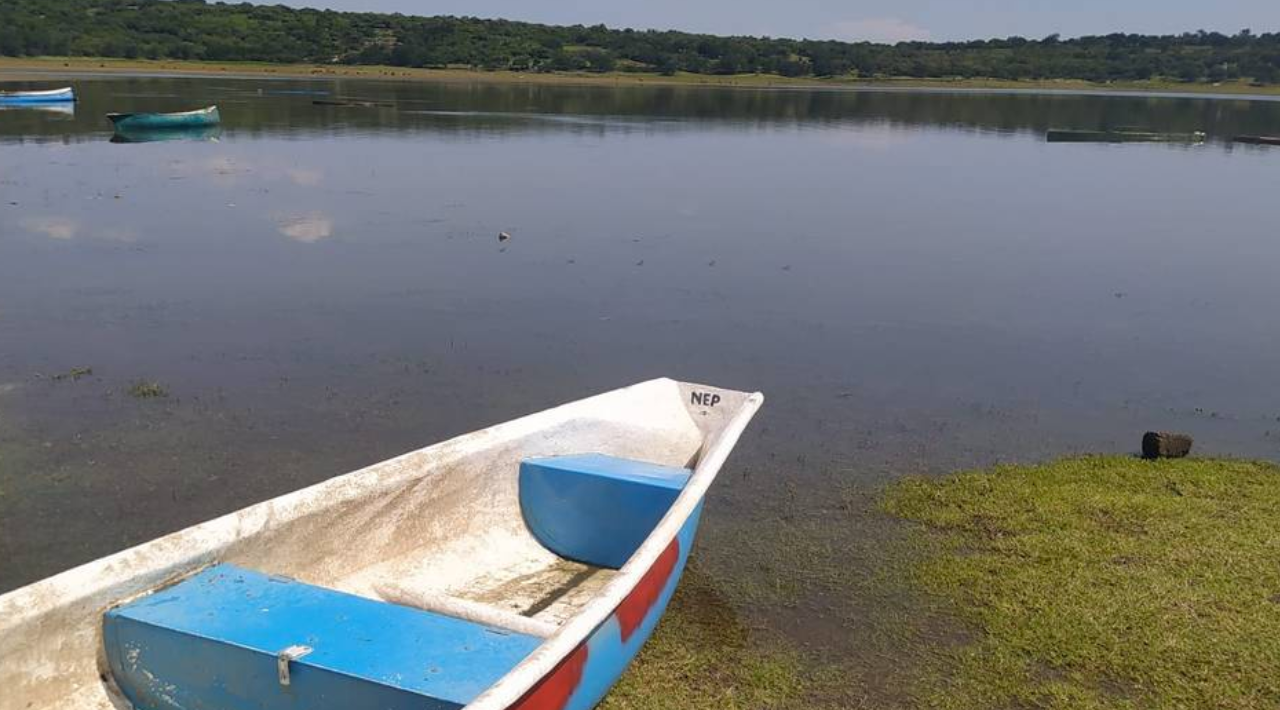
[108,106,221,131]
[0,86,75,104]
[0,378,762,710]
[1047,129,1207,144]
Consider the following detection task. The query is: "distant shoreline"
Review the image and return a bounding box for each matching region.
[2,56,1279,97]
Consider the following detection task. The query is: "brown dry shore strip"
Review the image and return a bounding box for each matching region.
[3,56,1280,96]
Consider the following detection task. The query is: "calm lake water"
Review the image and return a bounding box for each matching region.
[2,74,1280,702]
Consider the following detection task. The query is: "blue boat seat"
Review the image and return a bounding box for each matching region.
[519,453,692,569]
[103,564,543,710]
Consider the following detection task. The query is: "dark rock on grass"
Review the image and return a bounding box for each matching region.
[1142,431,1193,459]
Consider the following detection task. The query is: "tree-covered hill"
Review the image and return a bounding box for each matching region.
[2,0,1278,84]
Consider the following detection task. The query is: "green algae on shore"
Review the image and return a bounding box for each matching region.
[884,456,1280,710]
[600,566,806,710]
[604,480,940,710]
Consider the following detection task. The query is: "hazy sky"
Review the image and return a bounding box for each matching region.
[281,1,1278,43]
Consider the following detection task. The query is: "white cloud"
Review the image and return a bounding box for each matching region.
[21,216,79,240]
[828,18,932,44]
[277,213,333,243]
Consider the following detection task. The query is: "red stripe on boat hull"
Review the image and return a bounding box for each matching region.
[509,534,689,709]
[511,644,588,710]
[615,538,680,643]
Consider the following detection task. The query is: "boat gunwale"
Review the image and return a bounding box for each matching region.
[462,386,764,710]
[107,106,219,122]
[0,87,75,101]
[0,86,73,96]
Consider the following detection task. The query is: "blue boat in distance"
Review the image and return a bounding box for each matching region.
[0,86,76,104]
[108,105,220,131]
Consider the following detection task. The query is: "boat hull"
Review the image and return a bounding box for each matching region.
[109,107,221,131]
[0,87,75,104]
[511,507,702,710]
[1047,129,1206,144]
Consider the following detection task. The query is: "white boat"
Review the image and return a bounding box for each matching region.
[0,86,76,104]
[0,378,763,710]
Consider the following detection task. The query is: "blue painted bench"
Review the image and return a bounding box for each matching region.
[103,564,543,710]
[519,453,692,569]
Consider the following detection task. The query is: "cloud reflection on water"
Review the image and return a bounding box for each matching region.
[276,213,333,243]
[20,216,79,240]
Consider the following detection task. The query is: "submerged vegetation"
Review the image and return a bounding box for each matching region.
[127,380,168,399]
[884,456,1280,710]
[1,0,1278,85]
[49,367,93,382]
[602,566,805,710]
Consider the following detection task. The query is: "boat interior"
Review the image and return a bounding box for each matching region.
[1,379,754,710]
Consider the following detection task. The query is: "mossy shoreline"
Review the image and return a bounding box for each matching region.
[883,456,1280,710]
[2,56,1279,97]
[613,455,1280,708]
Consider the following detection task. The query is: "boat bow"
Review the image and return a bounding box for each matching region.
[464,387,764,710]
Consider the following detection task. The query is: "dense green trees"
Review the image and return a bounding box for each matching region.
[2,0,1278,84]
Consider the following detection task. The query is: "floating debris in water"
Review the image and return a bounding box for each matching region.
[128,381,169,399]
[498,231,511,242]
[49,367,93,382]
[313,99,391,108]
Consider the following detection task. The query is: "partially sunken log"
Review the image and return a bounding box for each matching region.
[1142,432,1193,459]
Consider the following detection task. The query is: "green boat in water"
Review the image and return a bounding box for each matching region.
[107,106,220,132]
[1047,129,1206,144]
